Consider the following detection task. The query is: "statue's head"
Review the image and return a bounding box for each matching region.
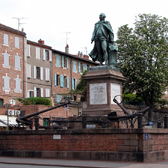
[99,13,106,20]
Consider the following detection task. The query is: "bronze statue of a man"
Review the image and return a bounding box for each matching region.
[89,13,115,65]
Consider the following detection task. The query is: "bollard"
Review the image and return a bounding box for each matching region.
[35,116,39,130]
[82,115,87,129]
[164,115,168,128]
[138,113,143,128]
[157,120,162,128]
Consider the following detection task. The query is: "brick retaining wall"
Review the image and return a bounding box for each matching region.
[0,129,168,162]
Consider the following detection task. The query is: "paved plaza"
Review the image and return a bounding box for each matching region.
[0,156,168,168]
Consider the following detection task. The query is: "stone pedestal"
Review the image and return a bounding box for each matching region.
[82,67,125,116]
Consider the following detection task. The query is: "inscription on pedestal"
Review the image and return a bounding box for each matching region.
[111,83,121,104]
[90,83,107,105]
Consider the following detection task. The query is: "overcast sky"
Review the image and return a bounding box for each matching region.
[1,0,168,55]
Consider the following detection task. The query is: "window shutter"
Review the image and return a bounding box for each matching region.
[60,75,64,87]
[73,61,77,72]
[41,88,43,97]
[78,62,81,73]
[15,55,20,69]
[4,76,9,90]
[15,78,21,91]
[27,91,30,98]
[45,68,50,81]
[67,77,69,89]
[27,64,31,78]
[27,45,30,57]
[40,67,43,80]
[75,79,77,89]
[67,58,69,69]
[34,66,36,79]
[56,55,60,66]
[72,78,74,90]
[4,34,8,45]
[43,49,45,60]
[34,87,37,97]
[15,37,19,48]
[49,50,52,62]
[4,52,9,67]
[46,89,50,97]
[62,56,64,67]
[36,47,40,59]
[83,64,87,71]
[54,74,57,86]
[57,94,62,103]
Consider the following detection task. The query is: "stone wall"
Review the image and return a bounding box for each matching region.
[0,128,168,162]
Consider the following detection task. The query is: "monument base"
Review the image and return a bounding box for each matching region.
[82,68,125,116]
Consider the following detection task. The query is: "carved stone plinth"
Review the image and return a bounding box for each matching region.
[82,67,125,116]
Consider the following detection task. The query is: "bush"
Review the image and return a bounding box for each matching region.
[17,97,51,106]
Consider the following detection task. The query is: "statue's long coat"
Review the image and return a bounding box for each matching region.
[89,20,115,62]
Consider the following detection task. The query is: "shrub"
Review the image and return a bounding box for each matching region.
[17,97,51,106]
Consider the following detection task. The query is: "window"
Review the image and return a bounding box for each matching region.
[45,50,49,61]
[36,88,41,97]
[10,99,16,105]
[72,78,77,90]
[83,64,87,71]
[34,66,43,80]
[15,37,19,48]
[54,74,60,86]
[3,75,10,91]
[15,54,20,70]
[46,89,50,97]
[3,34,8,45]
[56,54,60,67]
[36,47,40,59]
[45,68,50,81]
[36,67,40,79]
[27,64,31,78]
[57,94,62,103]
[15,77,21,92]
[27,45,31,57]
[73,61,77,72]
[64,76,67,88]
[43,49,52,61]
[3,51,10,68]
[43,118,49,126]
[78,62,81,73]
[27,91,34,98]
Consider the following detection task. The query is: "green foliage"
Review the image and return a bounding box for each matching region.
[123,92,143,102]
[75,70,88,98]
[116,14,168,110]
[18,97,51,105]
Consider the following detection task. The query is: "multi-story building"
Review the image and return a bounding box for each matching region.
[0,23,98,107]
[52,44,98,104]
[0,23,26,105]
[26,39,52,98]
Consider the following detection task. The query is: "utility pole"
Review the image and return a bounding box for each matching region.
[13,17,27,30]
[64,32,71,45]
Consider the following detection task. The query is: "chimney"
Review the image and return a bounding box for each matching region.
[65,44,69,53]
[38,39,44,45]
[83,55,89,60]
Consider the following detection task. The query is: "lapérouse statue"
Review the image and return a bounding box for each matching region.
[89,13,118,69]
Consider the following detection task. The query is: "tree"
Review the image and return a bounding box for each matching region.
[116,14,168,122]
